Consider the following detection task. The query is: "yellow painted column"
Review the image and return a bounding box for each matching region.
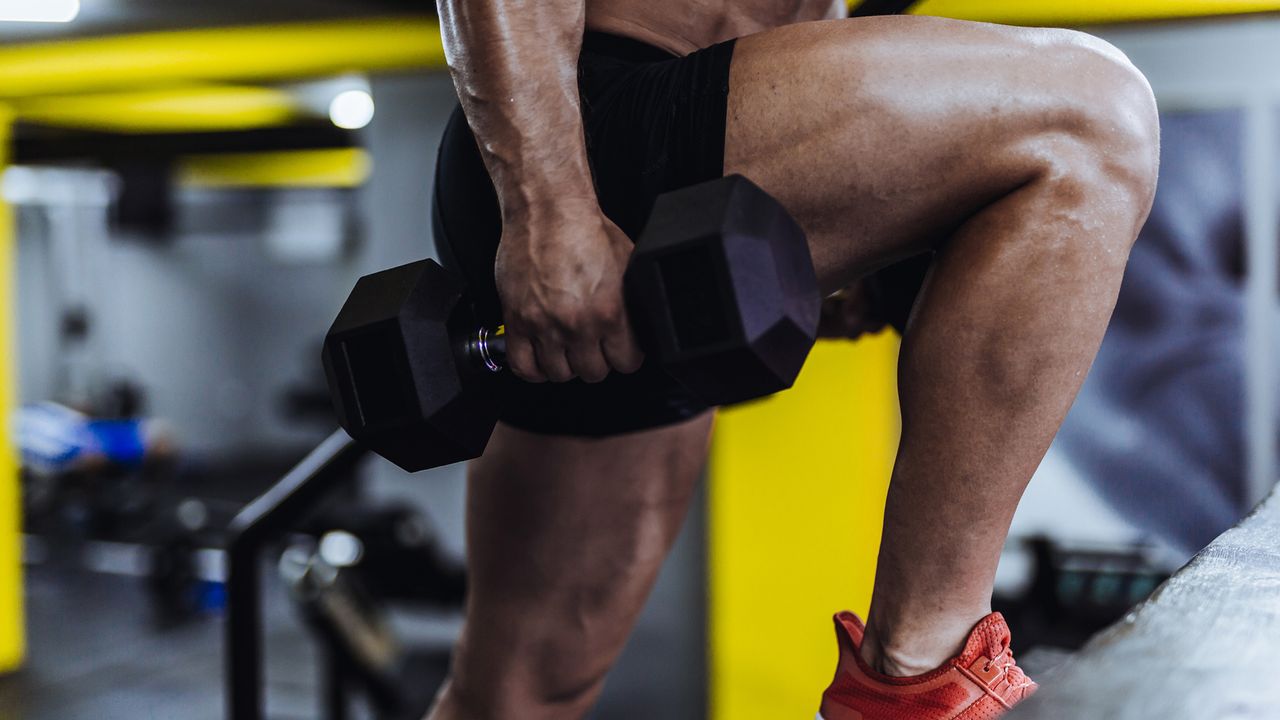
[709,334,900,719]
[0,104,24,673]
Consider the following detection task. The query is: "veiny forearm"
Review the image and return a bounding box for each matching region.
[438,0,596,217]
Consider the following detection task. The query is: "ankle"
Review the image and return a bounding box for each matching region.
[859,609,989,678]
[858,633,948,677]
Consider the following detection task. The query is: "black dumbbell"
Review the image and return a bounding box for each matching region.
[323,174,820,472]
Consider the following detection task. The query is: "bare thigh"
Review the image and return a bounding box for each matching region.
[725,15,1143,290]
[450,414,713,714]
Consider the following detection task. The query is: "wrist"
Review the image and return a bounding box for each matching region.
[500,184,600,224]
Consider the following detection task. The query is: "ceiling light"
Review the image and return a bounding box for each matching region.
[328,89,374,130]
[0,0,80,23]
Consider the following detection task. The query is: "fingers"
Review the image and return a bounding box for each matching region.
[537,326,625,384]
[504,334,547,383]
[566,341,610,384]
[566,307,643,382]
[532,337,575,383]
[506,320,640,384]
[601,326,644,375]
[507,327,603,384]
[504,325,572,383]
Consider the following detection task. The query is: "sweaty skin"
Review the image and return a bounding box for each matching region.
[432,2,1159,719]
[588,0,844,54]
[436,0,841,385]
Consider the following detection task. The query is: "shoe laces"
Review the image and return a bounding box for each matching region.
[982,643,1035,699]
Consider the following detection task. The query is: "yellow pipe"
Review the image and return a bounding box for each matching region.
[178,148,372,189]
[0,16,445,99]
[0,104,25,674]
[0,6,1271,107]
[0,2,1276,103]
[15,85,301,134]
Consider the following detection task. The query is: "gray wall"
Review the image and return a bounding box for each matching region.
[14,74,457,459]
[14,70,706,718]
[17,184,355,455]
[16,206,56,404]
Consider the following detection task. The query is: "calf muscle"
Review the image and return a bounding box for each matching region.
[725,14,1158,672]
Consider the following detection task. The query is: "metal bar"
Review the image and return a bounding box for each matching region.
[321,645,350,720]
[225,429,364,720]
[1243,102,1278,505]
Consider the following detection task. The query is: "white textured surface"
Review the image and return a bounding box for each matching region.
[1011,487,1280,719]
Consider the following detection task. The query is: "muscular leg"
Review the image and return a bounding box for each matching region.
[725,17,1159,673]
[432,15,1157,718]
[427,414,714,719]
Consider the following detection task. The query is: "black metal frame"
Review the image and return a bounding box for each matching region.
[225,429,365,720]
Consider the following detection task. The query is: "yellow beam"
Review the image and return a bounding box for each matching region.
[0,3,1276,105]
[14,85,302,134]
[0,16,445,100]
[709,335,900,719]
[0,104,25,674]
[178,148,372,189]
[909,0,1280,24]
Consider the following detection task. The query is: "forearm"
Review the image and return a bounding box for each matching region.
[438,0,595,217]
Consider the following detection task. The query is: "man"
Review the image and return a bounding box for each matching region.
[428,1,1159,718]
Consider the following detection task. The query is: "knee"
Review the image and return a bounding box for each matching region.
[1036,30,1161,228]
[449,578,642,717]
[449,631,612,719]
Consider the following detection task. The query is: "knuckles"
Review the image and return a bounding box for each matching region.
[511,300,626,338]
[504,296,639,382]
[507,356,544,383]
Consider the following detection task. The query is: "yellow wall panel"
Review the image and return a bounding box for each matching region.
[0,106,25,673]
[709,334,900,719]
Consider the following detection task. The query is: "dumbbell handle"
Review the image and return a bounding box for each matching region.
[466,325,508,374]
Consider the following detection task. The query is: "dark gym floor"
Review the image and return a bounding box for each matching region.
[0,563,319,720]
[0,485,707,720]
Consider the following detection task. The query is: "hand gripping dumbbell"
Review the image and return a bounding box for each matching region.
[322,175,820,472]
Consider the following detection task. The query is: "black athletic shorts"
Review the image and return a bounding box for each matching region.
[432,32,737,437]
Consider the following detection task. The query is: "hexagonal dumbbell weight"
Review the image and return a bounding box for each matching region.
[323,175,820,472]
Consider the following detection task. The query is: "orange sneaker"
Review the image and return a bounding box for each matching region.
[817,612,1036,720]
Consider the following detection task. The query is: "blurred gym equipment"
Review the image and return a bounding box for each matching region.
[227,432,466,720]
[992,537,1172,652]
[1012,487,1280,719]
[279,501,463,719]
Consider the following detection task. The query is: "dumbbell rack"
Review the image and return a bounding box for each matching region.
[225,430,366,720]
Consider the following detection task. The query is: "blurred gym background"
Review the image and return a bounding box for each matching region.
[1,1,1278,719]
